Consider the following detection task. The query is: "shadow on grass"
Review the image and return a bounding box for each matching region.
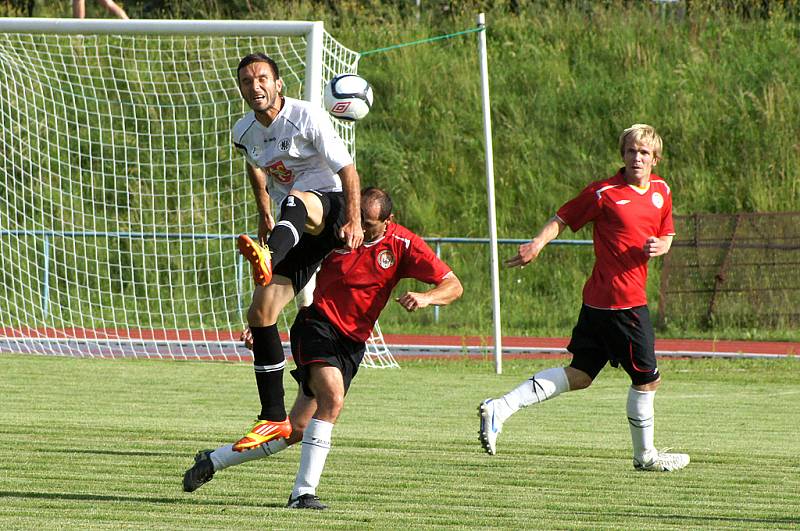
[570,509,799,527]
[34,448,175,457]
[0,489,285,508]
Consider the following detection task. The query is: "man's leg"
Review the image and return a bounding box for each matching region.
[627,380,658,465]
[629,379,689,471]
[184,388,317,492]
[478,366,585,455]
[233,278,296,451]
[266,191,325,266]
[616,307,688,472]
[238,191,326,286]
[288,364,344,510]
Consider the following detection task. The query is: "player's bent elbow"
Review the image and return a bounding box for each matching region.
[451,278,464,301]
[447,273,464,295]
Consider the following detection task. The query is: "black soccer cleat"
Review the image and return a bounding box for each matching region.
[287,493,327,510]
[183,449,215,492]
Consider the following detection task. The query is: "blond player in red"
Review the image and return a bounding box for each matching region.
[479,124,689,472]
[184,188,463,509]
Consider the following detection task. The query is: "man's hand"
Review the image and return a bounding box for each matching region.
[395,292,430,312]
[504,239,544,268]
[644,235,672,258]
[240,327,253,351]
[339,219,364,249]
[258,213,275,245]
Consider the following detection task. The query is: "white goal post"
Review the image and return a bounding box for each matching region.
[0,18,398,368]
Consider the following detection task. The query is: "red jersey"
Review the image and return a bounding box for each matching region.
[556,170,675,309]
[312,222,453,342]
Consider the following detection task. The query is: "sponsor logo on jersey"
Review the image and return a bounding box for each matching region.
[278,138,291,152]
[615,199,631,205]
[377,250,395,269]
[265,160,294,184]
[651,192,664,209]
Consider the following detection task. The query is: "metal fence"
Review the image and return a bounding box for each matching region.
[658,213,800,331]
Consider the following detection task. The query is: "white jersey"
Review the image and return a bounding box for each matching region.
[232,97,353,205]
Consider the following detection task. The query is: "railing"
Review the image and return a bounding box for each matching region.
[0,229,592,322]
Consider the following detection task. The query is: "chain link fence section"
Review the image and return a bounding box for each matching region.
[658,212,800,331]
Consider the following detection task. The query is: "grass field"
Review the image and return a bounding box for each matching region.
[1,354,798,529]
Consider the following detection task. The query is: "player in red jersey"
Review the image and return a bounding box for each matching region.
[183,187,463,508]
[479,124,689,472]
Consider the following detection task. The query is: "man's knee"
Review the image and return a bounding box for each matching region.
[289,190,324,232]
[307,365,346,422]
[633,376,661,392]
[565,366,593,390]
[247,281,294,325]
[287,416,309,445]
[317,391,344,418]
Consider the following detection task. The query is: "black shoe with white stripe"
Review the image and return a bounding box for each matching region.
[287,493,327,510]
[183,449,215,492]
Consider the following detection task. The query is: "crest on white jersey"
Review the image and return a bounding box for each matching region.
[377,250,395,269]
[652,192,664,209]
[278,138,291,152]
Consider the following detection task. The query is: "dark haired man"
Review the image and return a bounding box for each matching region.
[230,53,363,451]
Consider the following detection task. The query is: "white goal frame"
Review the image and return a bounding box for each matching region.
[0,18,398,368]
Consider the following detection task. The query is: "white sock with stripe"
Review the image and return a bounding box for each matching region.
[627,387,656,462]
[209,438,289,471]
[291,418,333,499]
[495,367,570,423]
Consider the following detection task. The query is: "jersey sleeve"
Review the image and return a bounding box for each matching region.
[659,183,676,237]
[231,115,259,167]
[233,143,258,167]
[308,107,354,173]
[556,181,602,232]
[399,234,453,284]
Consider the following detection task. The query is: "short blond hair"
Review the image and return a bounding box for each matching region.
[619,124,662,160]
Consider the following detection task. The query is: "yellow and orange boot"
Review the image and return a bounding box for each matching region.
[232,418,292,452]
[237,234,272,287]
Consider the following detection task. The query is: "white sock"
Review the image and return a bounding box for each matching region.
[291,418,333,499]
[627,387,656,462]
[209,438,289,471]
[495,367,570,423]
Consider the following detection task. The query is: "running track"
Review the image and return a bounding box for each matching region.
[1,327,797,359]
[383,334,799,359]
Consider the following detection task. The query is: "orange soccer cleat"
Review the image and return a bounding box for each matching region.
[232,418,292,452]
[237,234,272,287]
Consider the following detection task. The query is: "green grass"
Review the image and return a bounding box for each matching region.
[1,354,798,529]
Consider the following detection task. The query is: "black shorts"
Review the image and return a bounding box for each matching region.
[289,306,366,398]
[567,304,659,386]
[273,190,345,294]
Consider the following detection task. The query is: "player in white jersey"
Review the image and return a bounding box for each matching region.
[232,95,352,206]
[229,53,364,452]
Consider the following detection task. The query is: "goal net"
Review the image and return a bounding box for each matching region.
[0,18,398,368]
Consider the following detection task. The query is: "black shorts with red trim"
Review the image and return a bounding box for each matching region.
[273,190,345,294]
[289,305,366,398]
[567,304,659,386]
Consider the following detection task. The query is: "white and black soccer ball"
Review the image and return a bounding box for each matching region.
[323,74,374,121]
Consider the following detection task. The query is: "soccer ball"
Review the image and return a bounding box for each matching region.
[323,74,374,121]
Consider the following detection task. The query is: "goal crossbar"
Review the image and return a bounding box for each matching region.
[0,18,322,36]
[0,18,396,368]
